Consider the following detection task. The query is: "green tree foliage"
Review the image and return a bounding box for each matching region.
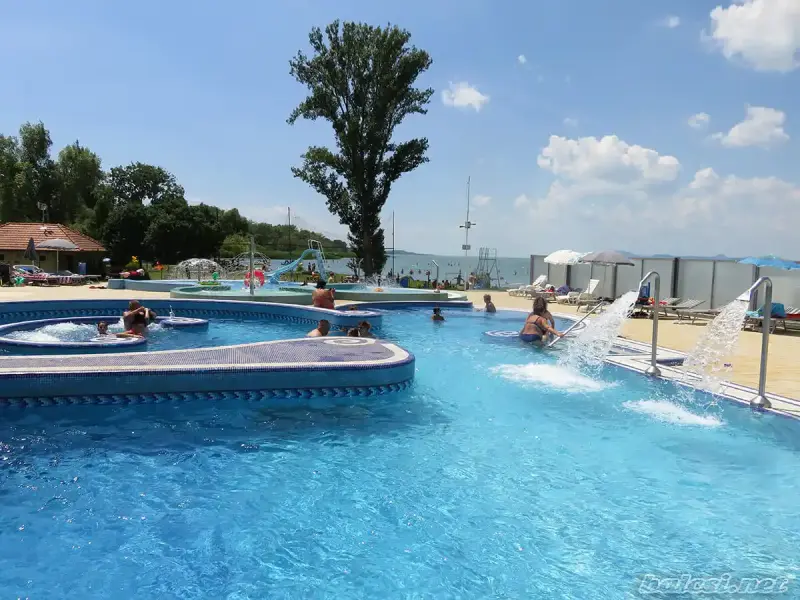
[288,21,433,276]
[0,121,354,266]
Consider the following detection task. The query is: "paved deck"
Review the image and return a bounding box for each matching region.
[0,337,415,403]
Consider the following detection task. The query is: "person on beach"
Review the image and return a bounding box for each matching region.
[312,280,335,309]
[483,294,497,313]
[308,319,331,337]
[432,307,445,322]
[520,302,563,345]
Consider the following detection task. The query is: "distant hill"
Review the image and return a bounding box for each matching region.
[391,249,425,256]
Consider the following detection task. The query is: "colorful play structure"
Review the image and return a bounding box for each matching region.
[265,241,328,284]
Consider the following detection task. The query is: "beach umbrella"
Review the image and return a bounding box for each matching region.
[23,237,38,264]
[579,250,634,298]
[738,255,800,270]
[544,249,587,265]
[579,250,635,266]
[36,238,78,272]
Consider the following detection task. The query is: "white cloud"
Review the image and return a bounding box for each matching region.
[441,82,490,112]
[472,194,492,207]
[537,135,680,183]
[707,0,800,72]
[711,105,789,148]
[688,112,711,129]
[663,15,681,28]
[513,194,531,208]
[563,117,579,128]
[517,54,527,65]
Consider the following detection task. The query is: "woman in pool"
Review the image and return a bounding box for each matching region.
[124,300,154,331]
[312,280,335,309]
[520,302,563,345]
[532,296,555,329]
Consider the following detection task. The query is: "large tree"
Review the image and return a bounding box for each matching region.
[15,122,57,221]
[53,141,104,223]
[108,162,185,206]
[287,21,433,276]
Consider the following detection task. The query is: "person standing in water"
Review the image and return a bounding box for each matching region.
[432,307,445,322]
[308,319,331,337]
[520,302,563,345]
[483,294,496,313]
[533,297,556,329]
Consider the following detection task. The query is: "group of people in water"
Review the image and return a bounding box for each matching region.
[308,319,374,338]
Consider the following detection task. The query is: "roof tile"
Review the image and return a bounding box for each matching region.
[0,223,105,252]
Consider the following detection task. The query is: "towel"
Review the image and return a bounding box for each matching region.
[748,303,787,319]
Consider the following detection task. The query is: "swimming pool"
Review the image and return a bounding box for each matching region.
[1,306,798,598]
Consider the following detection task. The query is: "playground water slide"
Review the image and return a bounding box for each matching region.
[266,248,327,284]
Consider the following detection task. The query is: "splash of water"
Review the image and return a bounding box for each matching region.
[681,299,749,394]
[491,363,615,393]
[622,399,723,427]
[558,290,639,372]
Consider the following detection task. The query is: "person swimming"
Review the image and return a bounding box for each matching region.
[483,294,496,313]
[432,307,445,322]
[96,321,109,336]
[520,302,564,344]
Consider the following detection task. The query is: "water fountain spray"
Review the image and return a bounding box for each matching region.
[249,235,255,297]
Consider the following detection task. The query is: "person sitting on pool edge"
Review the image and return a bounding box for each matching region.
[532,296,555,330]
[308,319,331,337]
[432,307,445,322]
[483,294,496,313]
[520,302,563,345]
[312,280,335,309]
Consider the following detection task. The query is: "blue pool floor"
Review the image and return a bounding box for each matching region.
[1,308,799,599]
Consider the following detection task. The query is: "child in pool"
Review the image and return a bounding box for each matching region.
[97,321,109,336]
[432,307,445,322]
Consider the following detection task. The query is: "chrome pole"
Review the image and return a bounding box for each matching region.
[639,271,661,377]
[249,235,255,296]
[547,300,605,348]
[748,276,772,410]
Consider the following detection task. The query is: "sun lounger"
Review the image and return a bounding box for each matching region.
[641,297,681,317]
[664,298,704,318]
[743,304,800,333]
[675,308,720,324]
[556,291,580,304]
[575,279,601,311]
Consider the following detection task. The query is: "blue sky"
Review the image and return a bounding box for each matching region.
[2,0,798,257]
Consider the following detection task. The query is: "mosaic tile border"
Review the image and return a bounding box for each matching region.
[0,381,414,407]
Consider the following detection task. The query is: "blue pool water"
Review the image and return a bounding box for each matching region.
[1,308,799,598]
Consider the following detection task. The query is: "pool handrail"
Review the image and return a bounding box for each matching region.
[744,276,773,410]
[639,271,661,378]
[547,301,605,348]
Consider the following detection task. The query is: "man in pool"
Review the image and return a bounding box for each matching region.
[432,307,445,322]
[96,321,109,336]
[117,311,148,338]
[483,294,496,313]
[358,320,374,338]
[124,300,154,331]
[308,319,331,337]
[520,302,563,345]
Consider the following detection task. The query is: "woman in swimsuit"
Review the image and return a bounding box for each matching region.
[532,297,556,330]
[520,303,564,344]
[312,280,335,309]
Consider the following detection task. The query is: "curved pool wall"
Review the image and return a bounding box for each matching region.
[285,287,468,302]
[170,285,312,304]
[0,298,411,405]
[0,315,209,354]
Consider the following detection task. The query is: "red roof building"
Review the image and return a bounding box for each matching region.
[0,222,106,272]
